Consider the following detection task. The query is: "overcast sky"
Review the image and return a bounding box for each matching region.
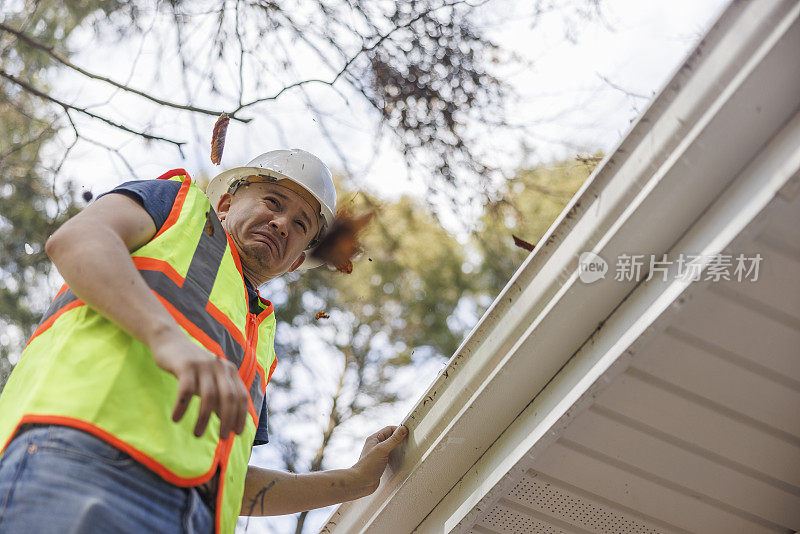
[53,1,729,212]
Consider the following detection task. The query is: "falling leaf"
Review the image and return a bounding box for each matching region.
[210,113,230,165]
[512,234,535,252]
[314,311,330,320]
[337,260,353,274]
[311,209,373,274]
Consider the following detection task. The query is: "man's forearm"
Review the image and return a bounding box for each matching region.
[241,465,372,516]
[45,193,254,438]
[46,220,180,348]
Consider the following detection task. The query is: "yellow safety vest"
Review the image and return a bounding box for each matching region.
[0,169,277,534]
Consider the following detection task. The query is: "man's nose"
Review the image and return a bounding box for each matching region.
[269,219,288,238]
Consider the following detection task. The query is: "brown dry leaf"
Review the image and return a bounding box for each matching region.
[210,113,230,165]
[314,311,330,320]
[204,210,215,236]
[512,234,535,252]
[337,260,353,274]
[311,210,373,274]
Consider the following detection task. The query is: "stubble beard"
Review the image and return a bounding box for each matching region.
[227,221,276,285]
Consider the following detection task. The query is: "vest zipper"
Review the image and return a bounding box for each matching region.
[243,314,257,387]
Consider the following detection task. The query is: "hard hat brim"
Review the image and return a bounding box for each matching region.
[206,166,286,213]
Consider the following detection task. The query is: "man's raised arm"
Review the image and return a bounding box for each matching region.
[45,193,250,438]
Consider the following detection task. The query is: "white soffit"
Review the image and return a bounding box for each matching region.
[435,145,800,534]
[319,1,800,532]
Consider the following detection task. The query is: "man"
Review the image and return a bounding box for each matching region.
[0,149,407,533]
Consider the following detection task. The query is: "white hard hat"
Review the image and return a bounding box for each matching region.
[206,149,337,270]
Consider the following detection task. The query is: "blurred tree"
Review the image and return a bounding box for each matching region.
[470,155,600,304]
[1,2,605,530]
[0,0,604,379]
[248,157,598,532]
[256,185,469,533]
[0,1,128,385]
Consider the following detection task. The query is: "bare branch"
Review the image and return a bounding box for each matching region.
[0,22,252,123]
[43,110,81,226]
[597,73,650,100]
[294,355,347,534]
[82,137,139,178]
[0,68,186,152]
[0,125,52,161]
[235,0,487,112]
[234,0,247,108]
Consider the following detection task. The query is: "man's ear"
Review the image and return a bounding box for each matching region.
[216,193,232,221]
[288,252,306,273]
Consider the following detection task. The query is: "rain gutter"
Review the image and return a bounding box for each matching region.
[320,1,800,532]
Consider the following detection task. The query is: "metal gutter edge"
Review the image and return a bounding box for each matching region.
[319,1,800,532]
[429,105,800,534]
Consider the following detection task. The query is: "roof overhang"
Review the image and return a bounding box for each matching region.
[320,1,800,532]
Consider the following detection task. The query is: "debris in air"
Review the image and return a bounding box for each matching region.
[512,234,535,252]
[82,191,93,202]
[337,260,353,274]
[210,113,230,165]
[311,210,373,274]
[315,311,330,320]
[204,210,215,236]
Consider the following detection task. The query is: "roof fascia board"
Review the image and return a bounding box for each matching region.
[425,107,800,533]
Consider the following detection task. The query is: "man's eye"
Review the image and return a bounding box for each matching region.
[266,197,280,207]
[296,220,307,233]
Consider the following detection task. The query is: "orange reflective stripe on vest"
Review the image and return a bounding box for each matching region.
[28,208,264,423]
[0,170,277,534]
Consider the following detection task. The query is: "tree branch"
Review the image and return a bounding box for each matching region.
[294,355,347,534]
[234,0,247,108]
[235,0,486,112]
[0,68,186,151]
[597,73,649,100]
[0,125,52,161]
[0,22,252,123]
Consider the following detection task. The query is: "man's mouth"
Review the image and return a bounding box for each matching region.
[253,231,281,256]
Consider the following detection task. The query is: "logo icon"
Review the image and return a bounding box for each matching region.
[578,252,608,283]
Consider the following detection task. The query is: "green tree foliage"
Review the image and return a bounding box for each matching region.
[2,4,605,532]
[470,157,600,304]
[256,184,469,532]
[0,1,129,383]
[252,159,597,532]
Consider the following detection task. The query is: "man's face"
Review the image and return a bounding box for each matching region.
[215,179,321,283]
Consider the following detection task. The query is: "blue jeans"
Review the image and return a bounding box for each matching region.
[0,425,213,533]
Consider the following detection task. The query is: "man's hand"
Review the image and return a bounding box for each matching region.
[350,425,409,495]
[241,425,409,516]
[149,331,250,438]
